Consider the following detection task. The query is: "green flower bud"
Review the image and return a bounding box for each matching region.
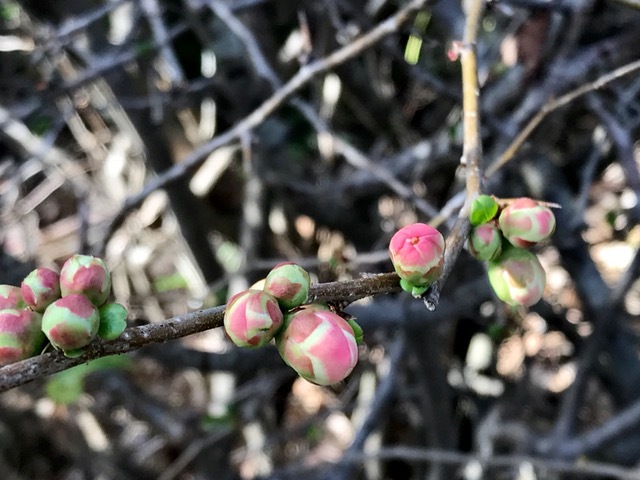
[223,289,284,347]
[60,254,111,306]
[42,294,100,352]
[487,247,546,307]
[263,262,311,309]
[21,267,61,312]
[498,197,556,248]
[468,222,503,261]
[0,309,44,366]
[0,285,26,310]
[276,305,358,386]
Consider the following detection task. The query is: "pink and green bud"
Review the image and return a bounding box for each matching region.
[276,305,358,386]
[42,294,100,352]
[60,254,111,306]
[389,223,445,297]
[468,222,503,261]
[487,247,546,307]
[223,289,284,348]
[498,198,556,248]
[21,267,61,312]
[0,285,26,310]
[0,309,44,366]
[263,262,311,309]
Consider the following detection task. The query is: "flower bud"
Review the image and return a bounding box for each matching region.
[224,289,284,347]
[0,285,26,310]
[487,247,546,307]
[42,294,100,351]
[468,222,503,261]
[60,254,111,306]
[498,198,556,248]
[389,223,445,296]
[263,262,311,309]
[21,268,61,312]
[276,305,358,385]
[0,309,44,366]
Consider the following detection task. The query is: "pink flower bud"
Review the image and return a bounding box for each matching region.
[21,268,61,312]
[468,222,503,261]
[42,294,100,352]
[0,285,26,310]
[498,198,556,248]
[223,290,284,347]
[276,305,358,385]
[0,309,44,366]
[60,254,111,306]
[389,223,445,295]
[487,247,546,307]
[263,262,311,309]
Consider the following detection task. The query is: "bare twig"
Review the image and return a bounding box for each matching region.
[423,0,485,310]
[485,58,640,177]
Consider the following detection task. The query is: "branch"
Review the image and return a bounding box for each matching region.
[0,273,401,393]
[423,0,485,310]
[96,0,428,255]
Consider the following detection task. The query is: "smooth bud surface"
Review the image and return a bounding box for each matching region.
[468,223,503,261]
[487,247,546,307]
[21,267,61,312]
[224,290,284,347]
[60,254,111,306]
[498,198,556,248]
[263,262,310,309]
[389,223,445,292]
[276,305,358,386]
[0,285,26,310]
[42,294,100,351]
[0,309,44,366]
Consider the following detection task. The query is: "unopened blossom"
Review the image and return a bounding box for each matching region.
[21,267,61,312]
[0,309,44,366]
[487,247,546,307]
[42,294,100,352]
[263,262,311,309]
[223,289,284,347]
[389,223,445,296]
[60,254,111,306]
[0,285,26,310]
[468,222,503,261]
[276,304,358,386]
[498,198,556,248]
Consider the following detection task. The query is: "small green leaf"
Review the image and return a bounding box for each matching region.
[470,195,499,226]
[98,303,128,340]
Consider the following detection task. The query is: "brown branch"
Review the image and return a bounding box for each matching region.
[0,273,401,393]
[423,0,485,310]
[485,58,640,177]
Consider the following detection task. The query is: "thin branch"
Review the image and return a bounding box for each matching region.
[0,273,401,393]
[96,0,428,255]
[485,58,640,177]
[423,0,485,310]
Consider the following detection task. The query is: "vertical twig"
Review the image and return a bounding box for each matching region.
[423,0,485,310]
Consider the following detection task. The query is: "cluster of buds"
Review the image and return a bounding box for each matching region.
[0,254,128,365]
[388,223,446,297]
[467,195,556,307]
[223,262,361,385]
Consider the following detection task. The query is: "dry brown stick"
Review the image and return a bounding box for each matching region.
[423,0,485,310]
[0,273,401,392]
